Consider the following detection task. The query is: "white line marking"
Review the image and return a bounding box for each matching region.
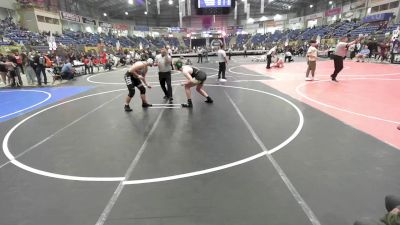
[151,104,182,106]
[95,88,176,225]
[2,89,127,182]
[228,65,267,77]
[149,106,181,109]
[229,64,400,78]
[295,78,400,124]
[224,91,321,225]
[123,84,304,185]
[87,72,218,85]
[3,85,304,183]
[0,94,123,171]
[0,90,51,119]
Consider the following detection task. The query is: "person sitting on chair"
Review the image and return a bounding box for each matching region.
[355,46,371,62]
[60,59,75,80]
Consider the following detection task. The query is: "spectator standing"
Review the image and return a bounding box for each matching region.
[34,52,47,86]
[305,40,318,81]
[15,52,24,74]
[197,47,203,63]
[25,52,36,85]
[228,47,232,60]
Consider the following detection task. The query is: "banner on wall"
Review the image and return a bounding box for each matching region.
[60,11,81,23]
[289,17,303,24]
[350,0,366,10]
[170,27,181,32]
[305,12,324,21]
[113,24,129,31]
[99,21,112,29]
[82,17,96,26]
[265,20,275,27]
[362,13,394,23]
[151,27,169,33]
[325,7,342,17]
[370,0,386,5]
[134,25,150,32]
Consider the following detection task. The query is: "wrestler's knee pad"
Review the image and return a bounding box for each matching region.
[128,86,135,97]
[138,86,146,95]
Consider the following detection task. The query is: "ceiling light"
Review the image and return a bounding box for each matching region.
[128,0,133,4]
[288,5,291,9]
[168,0,173,4]
[144,11,148,15]
[125,12,128,15]
[103,13,107,16]
[329,1,333,5]
[309,4,313,8]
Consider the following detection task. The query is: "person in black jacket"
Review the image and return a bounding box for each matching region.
[34,52,47,86]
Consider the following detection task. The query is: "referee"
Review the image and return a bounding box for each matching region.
[331,35,362,82]
[217,43,227,82]
[155,48,173,103]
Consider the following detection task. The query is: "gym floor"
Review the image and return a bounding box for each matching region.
[0,56,399,225]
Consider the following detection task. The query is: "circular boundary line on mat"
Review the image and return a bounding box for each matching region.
[0,90,52,119]
[228,65,400,78]
[86,67,219,85]
[3,85,304,182]
[123,84,304,185]
[295,78,400,124]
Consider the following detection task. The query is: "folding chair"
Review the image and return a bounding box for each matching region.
[46,68,62,85]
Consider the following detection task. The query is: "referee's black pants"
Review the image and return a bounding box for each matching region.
[218,62,226,79]
[266,55,272,69]
[159,71,172,99]
[331,55,344,80]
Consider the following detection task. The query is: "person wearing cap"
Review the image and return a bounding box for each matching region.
[124,58,154,112]
[155,48,173,103]
[331,35,363,82]
[174,60,213,108]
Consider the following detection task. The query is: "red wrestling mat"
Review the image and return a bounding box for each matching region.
[240,60,400,149]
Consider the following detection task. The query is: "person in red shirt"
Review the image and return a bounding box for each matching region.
[83,56,93,74]
[93,57,100,73]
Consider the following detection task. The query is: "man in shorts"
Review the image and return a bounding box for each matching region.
[124,58,154,112]
[174,61,213,108]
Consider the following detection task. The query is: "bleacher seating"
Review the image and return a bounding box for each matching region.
[1,14,399,50]
[236,34,251,47]
[164,37,179,48]
[349,23,380,37]
[183,37,190,47]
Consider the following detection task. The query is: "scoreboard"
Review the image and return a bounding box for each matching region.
[195,0,234,15]
[198,0,232,8]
